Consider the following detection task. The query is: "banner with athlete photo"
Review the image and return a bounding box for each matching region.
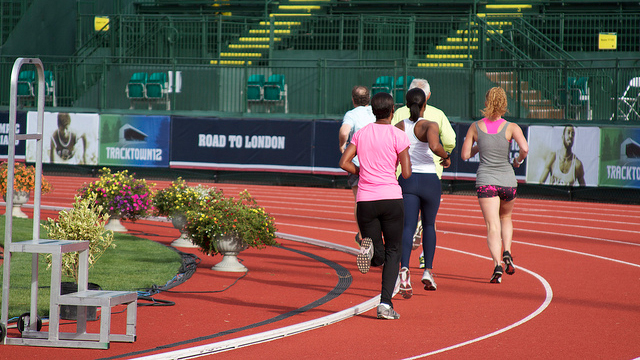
[0,111,27,160]
[26,111,100,165]
[526,125,600,186]
[599,127,640,188]
[98,114,170,167]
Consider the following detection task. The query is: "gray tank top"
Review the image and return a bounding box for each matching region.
[475,122,517,188]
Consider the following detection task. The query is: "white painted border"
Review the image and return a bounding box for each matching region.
[133,233,553,360]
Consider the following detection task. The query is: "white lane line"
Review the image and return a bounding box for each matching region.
[132,233,378,360]
[443,228,640,267]
[438,214,640,236]
[439,221,640,247]
[133,233,554,360]
[403,246,553,359]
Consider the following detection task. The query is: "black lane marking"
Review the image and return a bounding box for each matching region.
[98,244,352,360]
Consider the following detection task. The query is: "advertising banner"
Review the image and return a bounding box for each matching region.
[526,125,600,186]
[312,119,343,175]
[170,117,314,172]
[599,127,640,188]
[26,111,100,165]
[453,122,528,181]
[0,111,27,160]
[99,114,170,167]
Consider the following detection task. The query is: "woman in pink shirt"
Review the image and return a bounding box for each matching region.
[339,92,411,319]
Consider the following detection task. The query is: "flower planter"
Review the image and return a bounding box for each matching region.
[211,235,249,272]
[4,190,30,218]
[104,216,127,232]
[170,212,198,248]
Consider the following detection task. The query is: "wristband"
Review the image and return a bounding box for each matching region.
[515,158,523,165]
[443,152,450,160]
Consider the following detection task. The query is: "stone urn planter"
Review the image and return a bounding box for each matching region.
[170,212,198,248]
[4,190,30,218]
[104,216,127,232]
[211,235,249,272]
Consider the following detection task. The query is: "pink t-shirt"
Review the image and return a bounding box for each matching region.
[351,123,410,202]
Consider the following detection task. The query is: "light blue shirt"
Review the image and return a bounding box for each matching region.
[342,105,375,167]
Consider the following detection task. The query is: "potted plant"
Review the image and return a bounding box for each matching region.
[183,188,278,272]
[153,178,210,247]
[77,168,154,232]
[0,161,53,218]
[42,193,115,320]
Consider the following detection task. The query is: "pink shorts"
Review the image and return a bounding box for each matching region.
[476,185,517,201]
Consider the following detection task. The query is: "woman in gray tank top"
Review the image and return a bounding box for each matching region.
[460,87,529,284]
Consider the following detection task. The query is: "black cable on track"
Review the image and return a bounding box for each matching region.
[98,244,352,360]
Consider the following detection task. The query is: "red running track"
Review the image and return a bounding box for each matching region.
[1,175,639,359]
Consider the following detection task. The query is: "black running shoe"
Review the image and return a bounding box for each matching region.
[490,265,503,284]
[503,251,515,275]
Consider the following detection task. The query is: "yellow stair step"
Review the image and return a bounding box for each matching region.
[417,63,465,68]
[270,13,312,17]
[258,21,302,26]
[446,37,481,43]
[477,13,523,18]
[278,5,321,11]
[426,54,472,59]
[229,44,269,49]
[220,52,263,57]
[456,29,503,35]
[249,29,291,35]
[485,4,532,10]
[239,37,282,42]
[210,60,253,65]
[436,45,478,51]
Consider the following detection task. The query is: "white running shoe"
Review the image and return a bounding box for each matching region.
[356,237,373,274]
[398,267,413,299]
[377,303,400,320]
[421,269,437,291]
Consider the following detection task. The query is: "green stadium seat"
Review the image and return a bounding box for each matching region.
[394,76,415,105]
[126,72,147,99]
[556,76,590,120]
[264,74,285,101]
[247,74,265,101]
[43,71,57,106]
[17,70,35,97]
[263,74,288,113]
[126,72,148,109]
[371,76,394,96]
[146,72,171,110]
[146,72,168,99]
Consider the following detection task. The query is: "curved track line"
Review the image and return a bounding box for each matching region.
[133,233,379,360]
[440,222,640,247]
[403,246,553,359]
[443,230,640,264]
[134,233,554,360]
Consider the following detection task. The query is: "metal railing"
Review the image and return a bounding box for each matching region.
[1,56,639,124]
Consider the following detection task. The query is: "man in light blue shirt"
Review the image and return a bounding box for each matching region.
[338,85,375,244]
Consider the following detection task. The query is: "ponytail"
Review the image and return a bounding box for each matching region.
[404,88,427,122]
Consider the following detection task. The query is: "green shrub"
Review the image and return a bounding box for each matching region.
[42,194,115,282]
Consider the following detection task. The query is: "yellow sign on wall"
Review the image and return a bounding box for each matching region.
[94,16,110,32]
[599,32,617,50]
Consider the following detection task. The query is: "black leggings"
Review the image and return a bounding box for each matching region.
[356,198,404,308]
